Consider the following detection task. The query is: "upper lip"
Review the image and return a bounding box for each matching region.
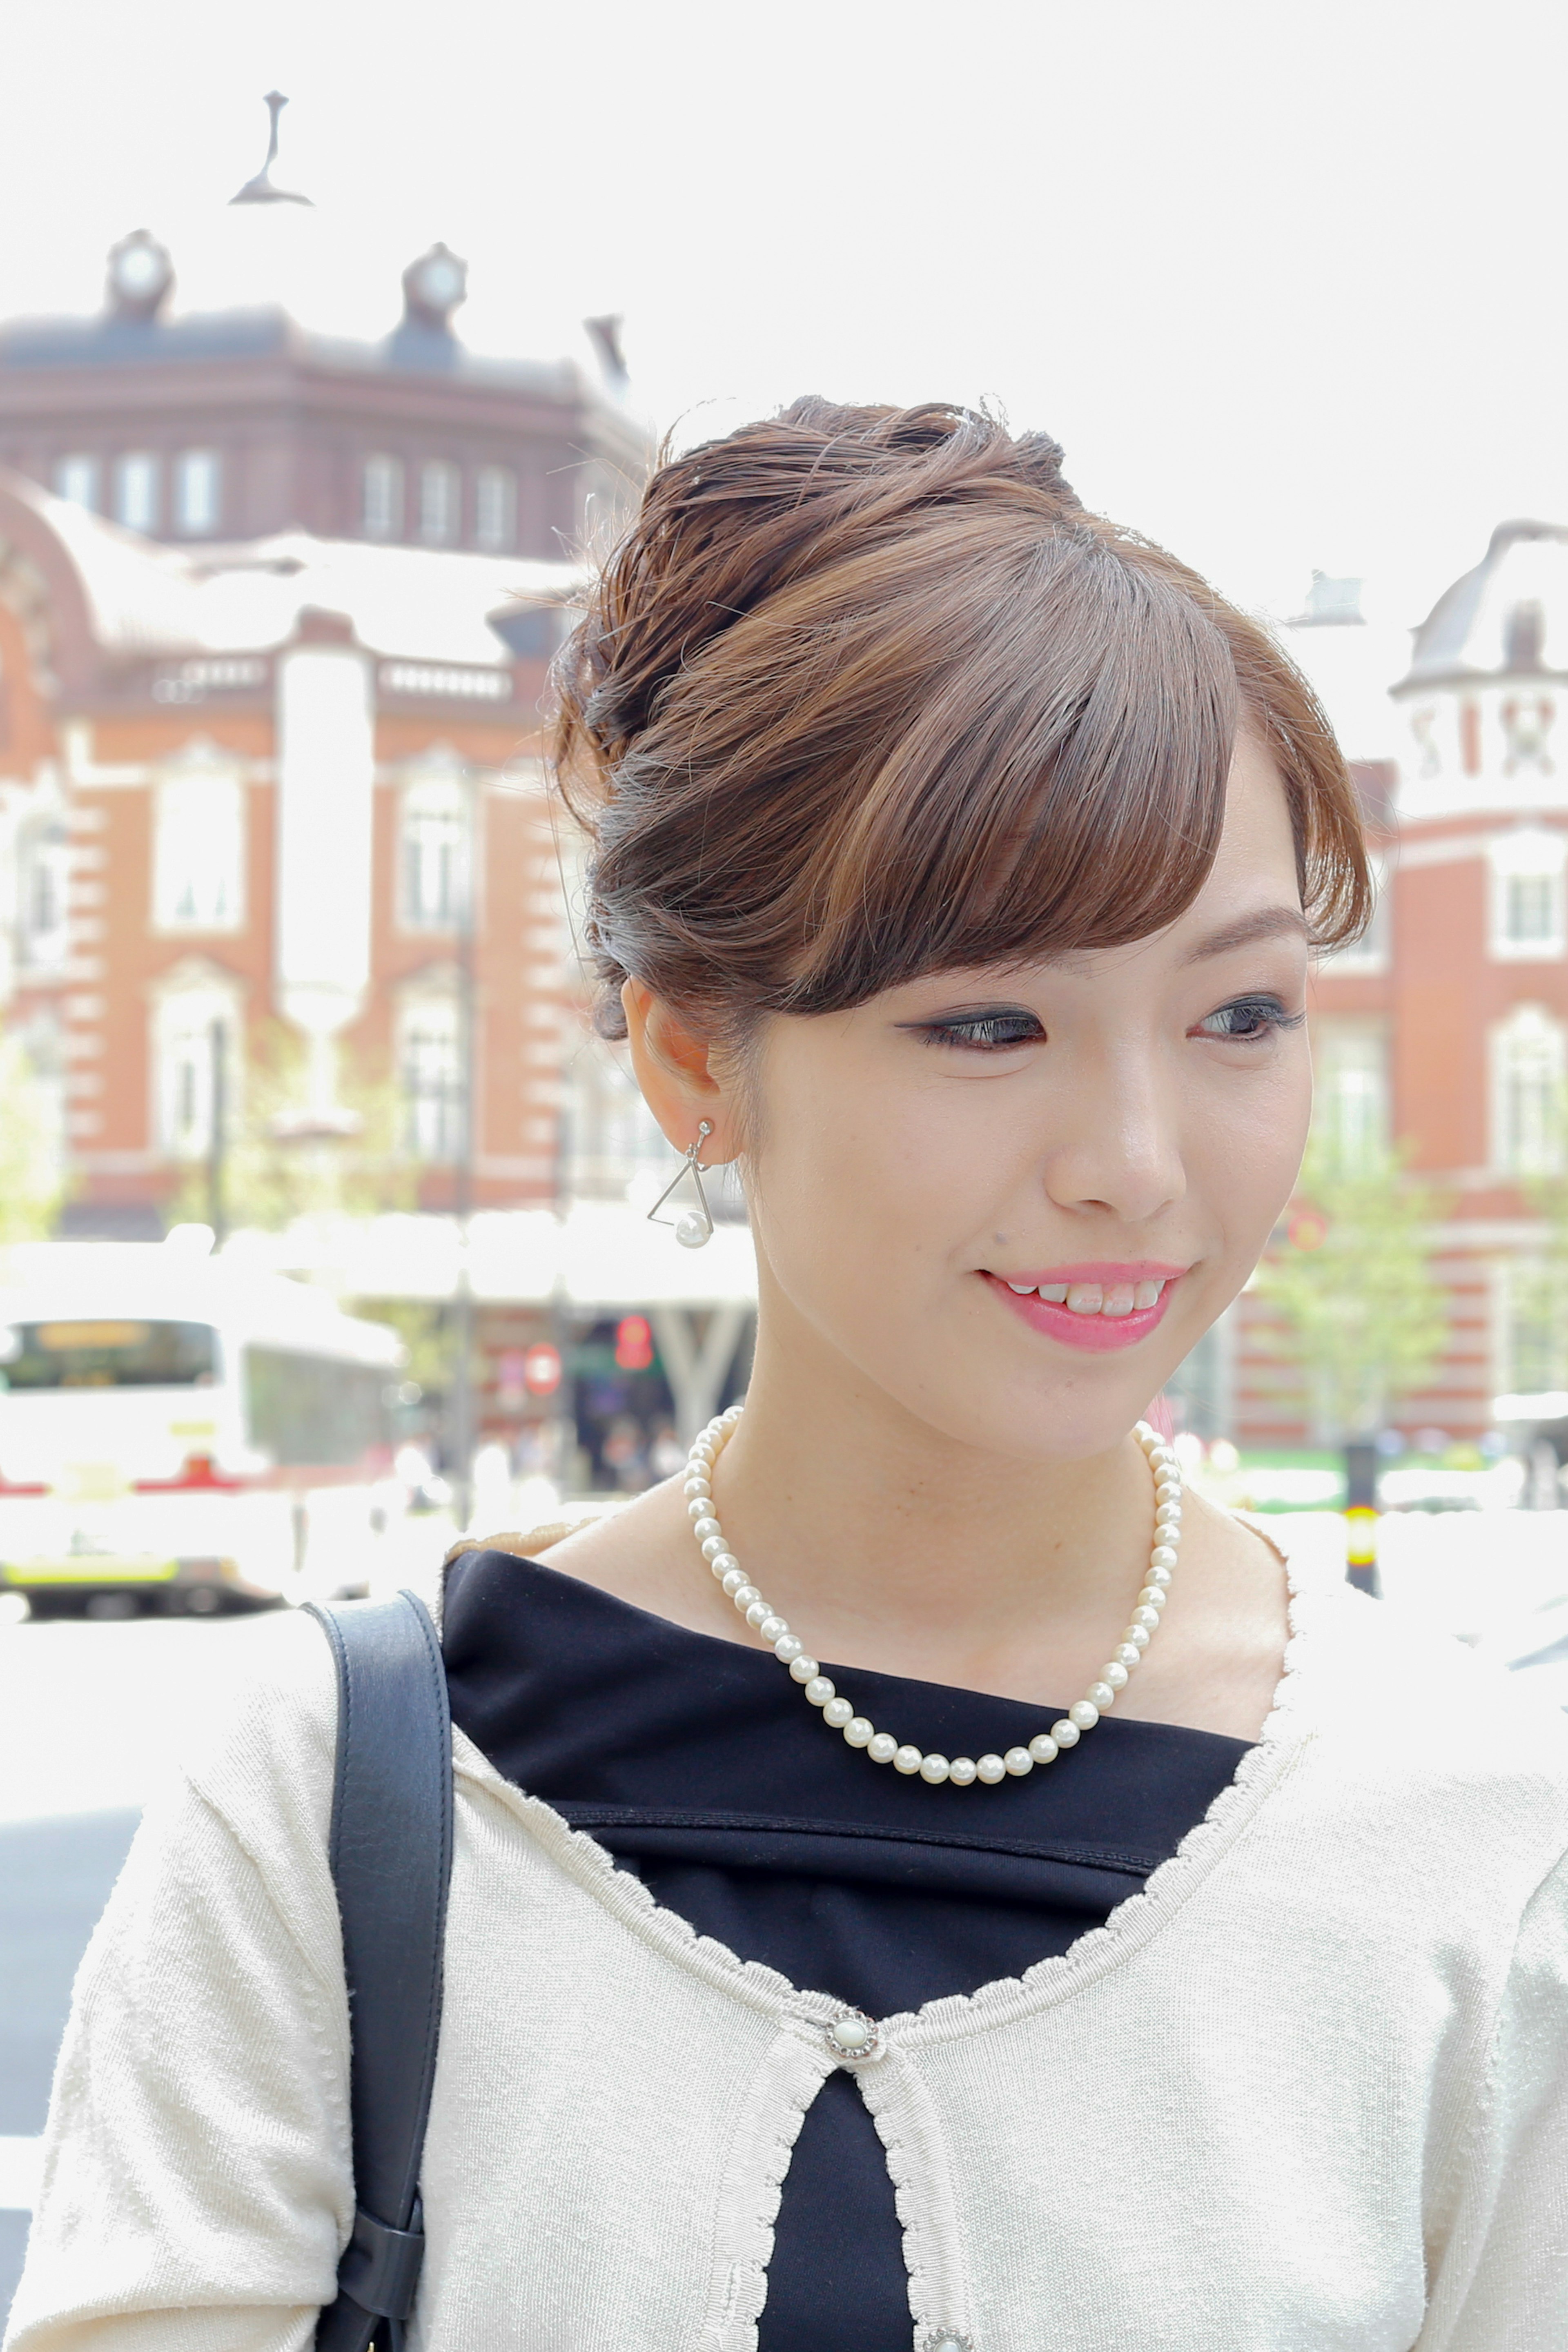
[986,1262,1188,1285]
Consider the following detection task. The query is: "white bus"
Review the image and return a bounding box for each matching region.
[0,1245,408,1617]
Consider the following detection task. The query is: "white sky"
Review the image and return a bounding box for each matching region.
[1,0,1561,654]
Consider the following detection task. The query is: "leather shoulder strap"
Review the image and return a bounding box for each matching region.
[305,1590,453,2352]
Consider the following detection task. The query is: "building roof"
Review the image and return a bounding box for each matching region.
[1399,519,1568,691]
[0,467,584,679]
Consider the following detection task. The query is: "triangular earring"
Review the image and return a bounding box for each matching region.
[647,1120,715,1249]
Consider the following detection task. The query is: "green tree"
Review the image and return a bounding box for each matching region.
[0,1025,67,1242]
[172,1022,416,1234]
[1252,1136,1450,1441]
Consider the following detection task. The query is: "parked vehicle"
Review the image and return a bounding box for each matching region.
[0,1245,405,1617]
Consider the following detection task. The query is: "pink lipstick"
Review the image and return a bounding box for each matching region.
[980,1262,1185,1353]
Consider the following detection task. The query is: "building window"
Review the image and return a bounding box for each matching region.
[1313,1024,1389,1172]
[1491,1004,1567,1176]
[399,773,469,929]
[174,449,222,536]
[474,465,516,552]
[362,454,403,539]
[419,460,460,546]
[17,821,71,970]
[154,984,240,1160]
[400,992,462,1161]
[1490,828,1566,962]
[154,765,245,932]
[1497,1258,1568,1399]
[53,454,100,511]
[114,453,160,533]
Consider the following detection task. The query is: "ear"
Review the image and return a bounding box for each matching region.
[621,980,742,1164]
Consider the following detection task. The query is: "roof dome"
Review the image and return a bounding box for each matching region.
[1400,519,1568,691]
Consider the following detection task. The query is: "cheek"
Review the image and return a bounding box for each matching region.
[1190,1048,1313,1248]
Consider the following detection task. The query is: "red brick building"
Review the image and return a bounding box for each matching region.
[1226,525,1568,1448]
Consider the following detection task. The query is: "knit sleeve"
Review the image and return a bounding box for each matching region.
[3,1720,352,2348]
[1419,1847,1568,2350]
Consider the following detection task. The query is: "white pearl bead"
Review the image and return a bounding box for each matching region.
[1115,1642,1143,1667]
[701,1536,728,1562]
[893,1744,923,1774]
[1151,1545,1178,1571]
[1155,1474,1181,1497]
[844,1717,875,1747]
[1069,1699,1099,1731]
[759,1615,788,1642]
[823,1696,854,1728]
[1051,1718,1080,1747]
[775,1634,804,1662]
[693,1516,722,1543]
[1102,1662,1129,1690]
[868,1733,898,1764]
[919,1753,950,1784]
[1131,1605,1160,1630]
[745,1599,772,1628]
[1147,1563,1173,1587]
[709,1553,740,1580]
[976,1753,1006,1784]
[1028,1733,1059,1763]
[1087,1681,1116,1710]
[1125,1623,1151,1649]
[1003,1746,1033,1776]
[789,1655,820,1682]
[722,1568,748,1596]
[1137,1586,1166,1610]
[731,1584,761,1610]
[948,1756,978,1785]
[1155,1501,1181,1526]
[687,1497,713,1520]
[804,1677,835,1706]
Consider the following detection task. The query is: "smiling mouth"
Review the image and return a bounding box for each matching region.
[997,1276,1169,1319]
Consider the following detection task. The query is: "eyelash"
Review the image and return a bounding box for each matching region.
[918,996,1306,1053]
[1196,995,1306,1043]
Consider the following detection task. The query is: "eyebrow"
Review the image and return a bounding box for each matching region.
[1181,906,1309,962]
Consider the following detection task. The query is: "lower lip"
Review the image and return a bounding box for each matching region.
[982,1271,1179,1352]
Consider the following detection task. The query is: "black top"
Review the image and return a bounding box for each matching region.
[443,1548,1252,2352]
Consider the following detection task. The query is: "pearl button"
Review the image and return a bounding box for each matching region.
[830,2016,871,2051]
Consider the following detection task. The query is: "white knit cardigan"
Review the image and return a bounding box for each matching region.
[7,1530,1568,2352]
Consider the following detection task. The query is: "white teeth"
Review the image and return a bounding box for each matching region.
[1133,1279,1164,1310]
[1005,1280,1038,1295]
[1003,1276,1168,1314]
[1037,1284,1068,1303]
[1065,1283,1104,1314]
[1101,1283,1137,1317]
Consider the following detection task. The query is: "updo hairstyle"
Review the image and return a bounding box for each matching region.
[552,398,1370,1047]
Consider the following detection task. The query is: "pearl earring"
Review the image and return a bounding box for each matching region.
[647,1119,715,1249]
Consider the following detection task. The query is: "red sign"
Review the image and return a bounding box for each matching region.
[522,1343,562,1397]
[615,1314,655,1372]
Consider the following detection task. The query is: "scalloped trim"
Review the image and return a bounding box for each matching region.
[450,1511,1330,2051]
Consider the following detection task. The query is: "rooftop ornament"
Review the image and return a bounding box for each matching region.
[230,91,313,208]
[105,229,175,322]
[401,244,469,335]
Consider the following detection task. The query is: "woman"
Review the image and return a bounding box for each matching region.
[10,401,1567,2351]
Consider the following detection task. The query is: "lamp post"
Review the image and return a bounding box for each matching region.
[447,769,479,1533]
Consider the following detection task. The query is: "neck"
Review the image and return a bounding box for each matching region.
[710,1311,1158,1673]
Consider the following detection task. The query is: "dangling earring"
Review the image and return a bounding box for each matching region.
[647,1119,715,1249]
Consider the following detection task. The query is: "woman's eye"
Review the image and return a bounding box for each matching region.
[1196,994,1305,1043]
[920,1011,1046,1052]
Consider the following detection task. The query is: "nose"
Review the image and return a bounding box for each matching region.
[1038,1055,1187,1226]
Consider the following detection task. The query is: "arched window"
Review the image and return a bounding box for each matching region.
[1490,1004,1566,1175]
[151,974,242,1160]
[1313,1022,1389,1172]
[362,454,403,539]
[399,768,470,930]
[154,752,245,932]
[419,460,460,545]
[474,465,516,551]
[398,983,462,1162]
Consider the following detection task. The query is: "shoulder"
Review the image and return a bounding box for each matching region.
[176,1605,341,1866]
[1255,1521,1568,1902]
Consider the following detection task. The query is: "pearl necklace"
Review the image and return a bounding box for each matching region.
[684,1409,1182,1785]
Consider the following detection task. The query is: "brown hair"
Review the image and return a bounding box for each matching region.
[553,398,1369,1044]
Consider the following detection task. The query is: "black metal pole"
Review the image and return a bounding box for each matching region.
[448,777,478,1532]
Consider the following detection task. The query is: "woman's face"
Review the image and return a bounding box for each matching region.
[737,733,1312,1463]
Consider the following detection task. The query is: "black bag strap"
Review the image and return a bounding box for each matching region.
[305,1590,453,2352]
